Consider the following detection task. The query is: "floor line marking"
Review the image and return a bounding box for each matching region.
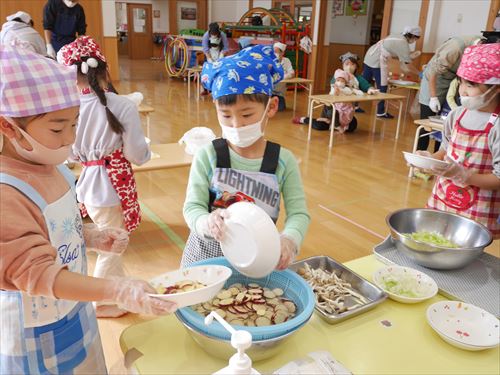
[140,202,186,250]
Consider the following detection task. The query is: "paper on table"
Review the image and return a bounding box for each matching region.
[273,351,351,375]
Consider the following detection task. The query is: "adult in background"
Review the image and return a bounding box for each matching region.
[202,22,228,63]
[273,42,295,111]
[417,35,480,151]
[362,26,421,118]
[0,11,46,55]
[43,0,86,59]
[201,22,229,96]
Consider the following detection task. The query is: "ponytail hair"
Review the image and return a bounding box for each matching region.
[77,58,125,134]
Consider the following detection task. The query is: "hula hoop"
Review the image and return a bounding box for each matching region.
[165,37,190,77]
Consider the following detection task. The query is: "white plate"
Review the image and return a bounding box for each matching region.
[372,265,438,304]
[390,79,418,86]
[403,151,449,171]
[149,265,232,308]
[427,301,499,351]
[221,202,280,278]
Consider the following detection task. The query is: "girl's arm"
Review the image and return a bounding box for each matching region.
[466,174,500,190]
[280,150,311,250]
[53,270,112,301]
[119,98,151,165]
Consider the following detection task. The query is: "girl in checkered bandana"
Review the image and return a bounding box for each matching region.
[59,36,151,318]
[415,43,500,238]
[0,45,175,374]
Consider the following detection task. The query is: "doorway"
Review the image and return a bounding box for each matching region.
[127,3,153,59]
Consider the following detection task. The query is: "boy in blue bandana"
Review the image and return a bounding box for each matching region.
[182,45,310,269]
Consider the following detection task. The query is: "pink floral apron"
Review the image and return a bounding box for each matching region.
[427,105,500,238]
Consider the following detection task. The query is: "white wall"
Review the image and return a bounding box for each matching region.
[210,0,249,23]
[329,0,373,45]
[389,0,421,36]
[253,0,272,8]
[115,0,169,33]
[422,0,489,52]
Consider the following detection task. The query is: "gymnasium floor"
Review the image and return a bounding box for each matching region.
[95,58,499,372]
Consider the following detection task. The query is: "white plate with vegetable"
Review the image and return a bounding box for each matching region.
[372,265,438,304]
[427,301,499,351]
[402,151,449,171]
[149,265,232,308]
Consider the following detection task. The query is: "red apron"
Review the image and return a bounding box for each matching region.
[81,149,141,233]
[427,105,500,238]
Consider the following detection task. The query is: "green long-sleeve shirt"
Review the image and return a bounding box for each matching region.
[183,142,310,248]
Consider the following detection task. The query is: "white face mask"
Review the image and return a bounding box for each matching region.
[63,0,78,8]
[460,86,497,111]
[336,81,346,89]
[210,37,221,44]
[219,101,270,148]
[343,64,355,74]
[10,124,72,165]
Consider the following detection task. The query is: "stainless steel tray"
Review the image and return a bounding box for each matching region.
[290,256,387,324]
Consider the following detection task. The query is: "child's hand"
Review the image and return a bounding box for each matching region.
[84,224,129,254]
[276,234,298,270]
[108,278,177,315]
[431,157,472,185]
[206,209,229,241]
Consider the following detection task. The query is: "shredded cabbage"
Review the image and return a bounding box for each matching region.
[380,275,423,298]
[405,231,458,248]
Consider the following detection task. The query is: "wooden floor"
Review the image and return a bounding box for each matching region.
[96,58,499,373]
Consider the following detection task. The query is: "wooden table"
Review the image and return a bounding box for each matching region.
[409,118,445,177]
[71,143,192,179]
[187,66,203,101]
[138,104,155,139]
[119,255,499,374]
[307,93,406,148]
[281,77,314,116]
[388,81,421,120]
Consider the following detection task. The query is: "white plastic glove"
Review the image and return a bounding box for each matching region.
[431,157,473,185]
[83,224,129,254]
[198,209,229,242]
[106,278,177,315]
[276,234,298,270]
[410,50,422,59]
[219,52,225,59]
[46,44,56,59]
[353,88,364,96]
[429,97,441,113]
[367,87,379,95]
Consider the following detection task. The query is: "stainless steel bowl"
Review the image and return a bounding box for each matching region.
[175,312,301,361]
[386,208,492,270]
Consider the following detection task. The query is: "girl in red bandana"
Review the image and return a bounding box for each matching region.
[419,43,500,238]
[59,36,151,317]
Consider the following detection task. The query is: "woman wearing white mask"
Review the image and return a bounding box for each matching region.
[182,45,310,268]
[414,43,500,238]
[362,26,421,118]
[43,0,86,59]
[0,11,46,55]
[202,22,228,63]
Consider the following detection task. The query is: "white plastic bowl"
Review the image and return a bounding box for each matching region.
[403,151,449,171]
[220,202,280,278]
[372,265,438,304]
[149,265,232,308]
[427,301,499,351]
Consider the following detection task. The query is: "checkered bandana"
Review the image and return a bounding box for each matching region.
[0,45,79,117]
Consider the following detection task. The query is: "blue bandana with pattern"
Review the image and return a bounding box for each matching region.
[201,45,284,99]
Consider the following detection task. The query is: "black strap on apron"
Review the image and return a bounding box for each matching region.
[212,138,281,174]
